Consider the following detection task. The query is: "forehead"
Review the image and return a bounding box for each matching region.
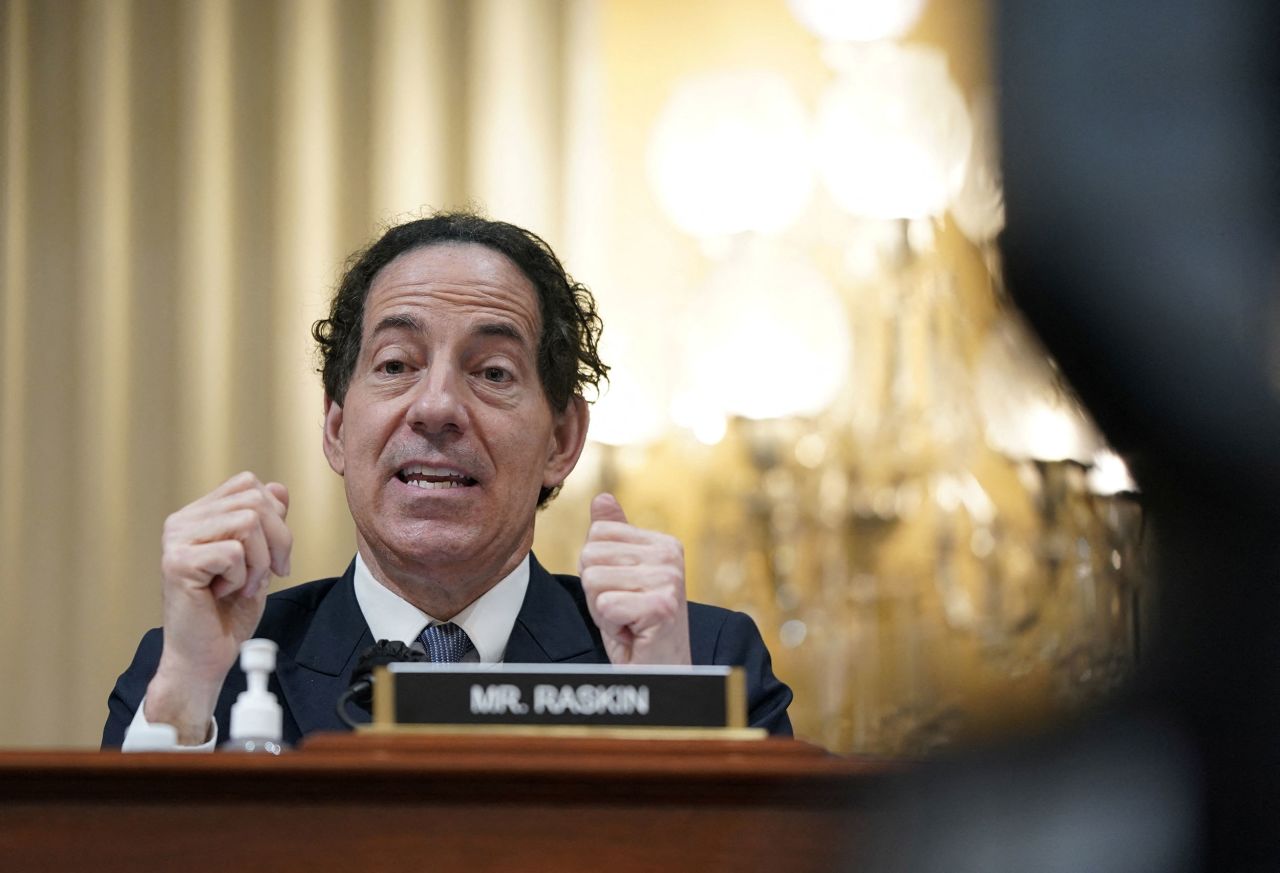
[362,242,541,341]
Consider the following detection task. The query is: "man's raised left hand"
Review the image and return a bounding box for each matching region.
[579,493,692,666]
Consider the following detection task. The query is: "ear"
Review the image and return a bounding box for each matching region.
[542,395,590,492]
[322,394,345,476]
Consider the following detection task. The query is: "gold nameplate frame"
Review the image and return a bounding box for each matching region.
[368,663,761,740]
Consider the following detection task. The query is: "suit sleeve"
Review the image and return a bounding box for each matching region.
[102,628,164,748]
[713,611,794,736]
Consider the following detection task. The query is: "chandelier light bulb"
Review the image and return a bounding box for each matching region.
[787,0,928,43]
[815,43,971,220]
[1087,449,1138,495]
[647,70,814,238]
[977,315,1104,463]
[679,240,852,421]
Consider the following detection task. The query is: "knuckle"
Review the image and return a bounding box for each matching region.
[161,512,186,541]
[657,565,682,589]
[654,591,679,620]
[160,548,183,579]
[218,540,247,575]
[231,508,259,533]
[596,592,622,616]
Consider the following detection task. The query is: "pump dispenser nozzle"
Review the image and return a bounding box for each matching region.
[225,638,287,754]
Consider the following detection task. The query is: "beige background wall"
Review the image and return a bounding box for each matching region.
[1,0,597,747]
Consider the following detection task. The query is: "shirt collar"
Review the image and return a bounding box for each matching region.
[352,552,531,664]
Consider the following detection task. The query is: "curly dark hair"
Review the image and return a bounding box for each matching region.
[312,211,608,506]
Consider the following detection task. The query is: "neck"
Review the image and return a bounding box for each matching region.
[355,537,532,620]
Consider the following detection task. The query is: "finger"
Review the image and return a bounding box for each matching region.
[173,497,269,545]
[593,589,682,630]
[581,563,683,594]
[209,485,288,522]
[265,482,289,519]
[173,506,271,597]
[580,572,608,632]
[582,588,628,644]
[256,503,292,578]
[200,471,266,505]
[584,520,663,545]
[237,489,292,577]
[581,539,685,569]
[583,532,683,574]
[188,473,289,527]
[172,484,285,535]
[579,540,643,568]
[207,544,248,599]
[165,539,245,596]
[183,489,292,577]
[590,493,629,525]
[228,508,272,597]
[261,483,293,575]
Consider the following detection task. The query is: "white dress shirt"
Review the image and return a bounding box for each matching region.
[121,553,531,751]
[352,552,529,663]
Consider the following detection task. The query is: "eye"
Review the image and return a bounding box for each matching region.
[378,359,407,375]
[482,366,511,383]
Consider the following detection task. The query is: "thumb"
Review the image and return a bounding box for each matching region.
[590,492,629,526]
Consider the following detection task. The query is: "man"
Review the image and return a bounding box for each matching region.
[103,212,792,748]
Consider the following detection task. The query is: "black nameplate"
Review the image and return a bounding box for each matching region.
[372,663,747,731]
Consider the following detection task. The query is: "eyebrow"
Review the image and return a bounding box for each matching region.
[368,314,529,347]
[369,313,424,338]
[474,321,528,347]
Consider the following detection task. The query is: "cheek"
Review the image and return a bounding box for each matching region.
[343,408,395,474]
[491,433,551,485]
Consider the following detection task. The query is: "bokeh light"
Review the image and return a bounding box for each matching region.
[815,43,971,220]
[787,0,928,43]
[678,239,853,421]
[647,70,814,238]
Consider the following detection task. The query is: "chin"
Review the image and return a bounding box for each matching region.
[383,525,493,569]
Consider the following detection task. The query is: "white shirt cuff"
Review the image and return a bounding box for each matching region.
[121,696,218,752]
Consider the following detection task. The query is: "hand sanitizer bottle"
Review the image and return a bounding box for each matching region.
[223,638,288,754]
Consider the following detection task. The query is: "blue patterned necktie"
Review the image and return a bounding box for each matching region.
[418,622,474,663]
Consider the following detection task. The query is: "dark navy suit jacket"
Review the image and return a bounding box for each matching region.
[102,555,793,746]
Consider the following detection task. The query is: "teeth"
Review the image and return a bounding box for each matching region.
[402,465,465,478]
[398,464,473,488]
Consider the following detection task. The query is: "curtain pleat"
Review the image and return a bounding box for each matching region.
[0,0,573,747]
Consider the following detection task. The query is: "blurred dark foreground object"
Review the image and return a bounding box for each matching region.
[858,2,1280,871]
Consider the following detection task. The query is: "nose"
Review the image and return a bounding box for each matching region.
[405,364,469,436]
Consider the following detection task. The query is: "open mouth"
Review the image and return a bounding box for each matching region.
[395,465,478,490]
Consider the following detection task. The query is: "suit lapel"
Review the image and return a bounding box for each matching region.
[275,555,605,736]
[275,563,375,736]
[504,554,607,664]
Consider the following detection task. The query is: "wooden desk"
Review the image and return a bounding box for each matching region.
[0,735,890,872]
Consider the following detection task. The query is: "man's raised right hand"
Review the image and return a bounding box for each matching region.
[143,472,292,744]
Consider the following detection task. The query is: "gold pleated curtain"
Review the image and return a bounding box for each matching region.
[0,0,595,747]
